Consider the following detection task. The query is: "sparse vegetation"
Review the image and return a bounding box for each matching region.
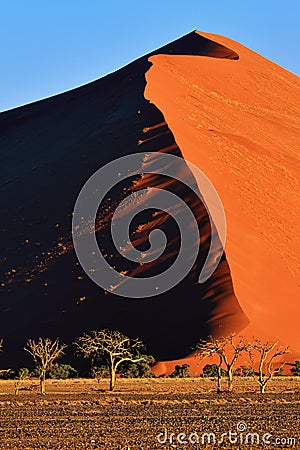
[249,338,290,393]
[170,363,190,378]
[203,363,227,378]
[291,360,300,376]
[196,334,249,392]
[75,329,145,391]
[0,331,296,398]
[233,365,254,377]
[24,338,67,394]
[47,363,78,379]
[90,365,110,382]
[14,367,31,395]
[120,354,155,378]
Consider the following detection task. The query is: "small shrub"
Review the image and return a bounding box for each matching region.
[170,364,190,378]
[203,364,226,378]
[291,361,300,376]
[120,355,156,378]
[90,365,110,382]
[233,366,254,377]
[47,363,78,379]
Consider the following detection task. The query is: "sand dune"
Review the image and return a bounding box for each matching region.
[0,31,299,372]
[145,32,300,372]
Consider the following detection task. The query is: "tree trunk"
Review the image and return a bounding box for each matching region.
[260,383,266,394]
[110,367,116,391]
[217,366,222,393]
[228,368,233,392]
[40,372,46,395]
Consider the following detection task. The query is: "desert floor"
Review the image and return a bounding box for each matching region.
[0,378,299,449]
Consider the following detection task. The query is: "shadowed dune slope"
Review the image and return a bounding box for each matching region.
[0,32,247,368]
[0,31,298,372]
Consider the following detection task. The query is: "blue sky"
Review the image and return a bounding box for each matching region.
[1,0,299,112]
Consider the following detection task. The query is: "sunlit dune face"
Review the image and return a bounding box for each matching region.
[145,31,300,355]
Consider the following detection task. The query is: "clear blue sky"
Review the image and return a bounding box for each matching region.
[1,0,299,112]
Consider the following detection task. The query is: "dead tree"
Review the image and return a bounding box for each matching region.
[75,329,145,391]
[249,338,289,393]
[196,338,224,392]
[222,334,250,392]
[24,338,66,394]
[14,368,30,395]
[196,334,249,392]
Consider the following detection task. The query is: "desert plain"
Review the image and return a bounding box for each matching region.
[0,377,299,449]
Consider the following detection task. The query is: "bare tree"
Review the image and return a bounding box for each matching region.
[249,338,289,393]
[196,338,224,393]
[196,334,249,392]
[24,338,67,394]
[90,365,110,384]
[14,368,30,395]
[222,334,250,392]
[75,329,145,391]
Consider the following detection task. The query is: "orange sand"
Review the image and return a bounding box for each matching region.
[145,32,300,371]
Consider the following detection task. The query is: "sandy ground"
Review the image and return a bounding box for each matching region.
[0,378,299,449]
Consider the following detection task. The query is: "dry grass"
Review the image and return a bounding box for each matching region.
[0,378,299,449]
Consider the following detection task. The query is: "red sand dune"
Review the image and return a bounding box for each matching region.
[0,31,299,373]
[145,31,300,374]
